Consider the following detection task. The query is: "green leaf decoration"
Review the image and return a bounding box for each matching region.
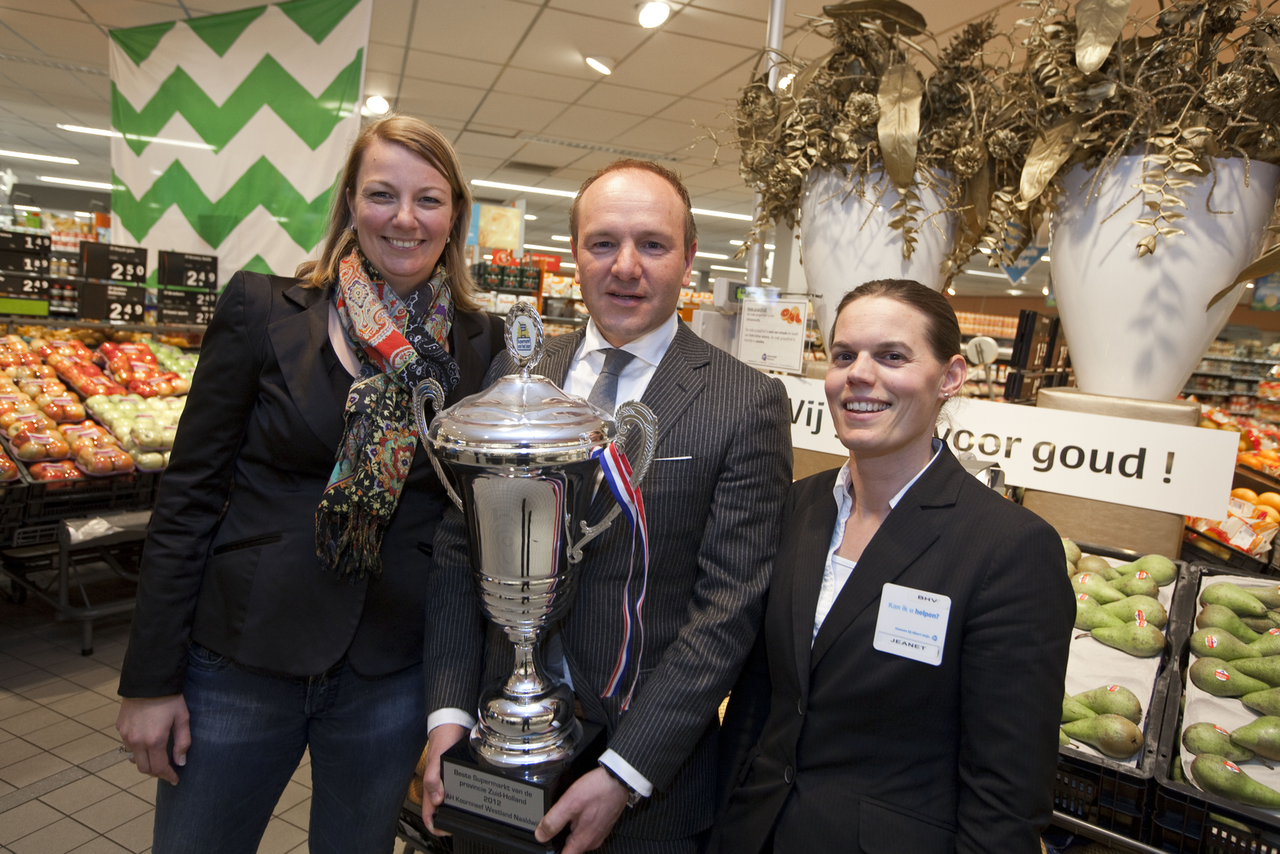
[1018,118,1079,209]
[109,22,176,67]
[188,6,267,57]
[876,62,923,189]
[1075,0,1131,74]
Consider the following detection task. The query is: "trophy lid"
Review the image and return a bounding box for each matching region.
[426,305,615,464]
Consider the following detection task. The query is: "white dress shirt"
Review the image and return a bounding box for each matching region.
[429,312,681,799]
[813,438,943,643]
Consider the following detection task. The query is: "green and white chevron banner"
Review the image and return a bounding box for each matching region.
[108,0,370,286]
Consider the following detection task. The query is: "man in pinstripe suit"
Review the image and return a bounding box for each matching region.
[421,160,793,854]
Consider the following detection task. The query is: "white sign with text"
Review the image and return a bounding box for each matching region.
[774,375,1236,518]
[739,296,809,373]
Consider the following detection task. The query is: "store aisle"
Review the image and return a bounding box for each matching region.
[0,591,314,854]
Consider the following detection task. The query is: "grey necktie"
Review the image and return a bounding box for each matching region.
[587,348,636,413]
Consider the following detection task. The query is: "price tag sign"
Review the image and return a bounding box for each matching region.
[0,251,50,276]
[81,242,147,284]
[157,251,218,290]
[80,282,147,323]
[157,289,217,325]
[0,274,51,298]
[0,230,50,255]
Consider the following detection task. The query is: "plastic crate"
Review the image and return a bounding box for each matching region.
[1149,563,1280,853]
[1053,544,1196,841]
[1182,529,1270,575]
[23,468,160,522]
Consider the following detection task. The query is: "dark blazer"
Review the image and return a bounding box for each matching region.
[424,322,794,841]
[119,271,503,697]
[713,445,1073,854]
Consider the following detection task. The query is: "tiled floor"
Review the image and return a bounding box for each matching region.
[0,579,317,854]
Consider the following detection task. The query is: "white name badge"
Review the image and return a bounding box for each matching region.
[873,583,952,666]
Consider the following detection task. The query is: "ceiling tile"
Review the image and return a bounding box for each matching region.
[393,81,487,124]
[492,67,593,104]
[455,130,528,160]
[0,65,106,105]
[370,0,412,45]
[79,0,192,28]
[0,10,107,64]
[181,0,272,13]
[507,7,649,81]
[505,141,585,170]
[546,0,638,26]
[605,116,699,154]
[655,95,727,126]
[608,31,754,96]
[470,92,570,134]
[464,120,523,137]
[402,49,503,90]
[411,0,541,65]
[575,83,676,117]
[663,5,769,49]
[367,43,405,76]
[543,104,643,145]
[688,69,749,104]
[0,0,84,19]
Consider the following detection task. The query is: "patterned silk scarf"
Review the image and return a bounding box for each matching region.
[316,247,460,579]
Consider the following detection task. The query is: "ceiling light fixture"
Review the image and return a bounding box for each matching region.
[695,251,729,260]
[524,243,573,254]
[947,286,956,295]
[13,204,40,212]
[0,149,78,165]
[638,1,670,27]
[962,268,1011,280]
[364,95,390,115]
[710,265,749,273]
[1042,286,1050,295]
[38,176,114,190]
[585,56,614,75]
[524,214,537,221]
[729,240,775,249]
[74,211,92,218]
[551,235,571,242]
[777,73,796,90]
[56,123,213,150]
[560,261,576,269]
[1008,289,1024,296]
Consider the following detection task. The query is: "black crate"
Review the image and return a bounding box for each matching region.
[24,469,160,522]
[1150,563,1280,853]
[1053,544,1195,841]
[1182,529,1270,575]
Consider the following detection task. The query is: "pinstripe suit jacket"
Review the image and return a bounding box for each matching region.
[424,321,793,840]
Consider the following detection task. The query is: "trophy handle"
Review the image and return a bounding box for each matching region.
[412,378,464,511]
[568,401,658,563]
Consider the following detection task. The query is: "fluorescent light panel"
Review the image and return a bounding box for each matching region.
[524,243,572,254]
[13,204,40,212]
[695,251,729,260]
[711,265,748,273]
[38,176,114,190]
[56,123,213,150]
[730,240,775,249]
[0,149,78,165]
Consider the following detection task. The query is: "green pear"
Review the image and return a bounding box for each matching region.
[1112,572,1160,599]
[1102,595,1168,629]
[1059,727,1070,746]
[1071,685,1142,724]
[1183,722,1255,761]
[1190,657,1272,697]
[1072,572,1127,605]
[1201,583,1268,618]
[1197,604,1262,643]
[1063,693,1097,723]
[1234,656,1280,687]
[1077,555,1119,581]
[1062,714,1144,759]
[1252,629,1280,656]
[1242,617,1275,633]
[1192,754,1280,809]
[1243,688,1280,716]
[1190,627,1260,661]
[1090,623,1166,657]
[1123,554,1177,586]
[1231,717,1280,761]
[1063,539,1082,566]
[1243,585,1280,609]
[1076,596,1125,630]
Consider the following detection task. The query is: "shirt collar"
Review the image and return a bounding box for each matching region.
[580,312,678,368]
[832,437,944,511]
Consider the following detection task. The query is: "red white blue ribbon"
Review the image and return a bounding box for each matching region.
[592,442,649,710]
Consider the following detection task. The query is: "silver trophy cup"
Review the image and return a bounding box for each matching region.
[412,304,657,773]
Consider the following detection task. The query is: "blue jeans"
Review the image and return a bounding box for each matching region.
[153,644,427,854]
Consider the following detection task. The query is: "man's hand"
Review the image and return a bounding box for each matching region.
[116,695,190,786]
[535,767,630,854]
[422,724,467,836]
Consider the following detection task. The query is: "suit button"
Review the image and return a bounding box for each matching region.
[796,698,804,715]
[784,766,794,784]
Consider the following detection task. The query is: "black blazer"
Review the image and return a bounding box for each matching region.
[713,445,1073,854]
[119,272,503,697]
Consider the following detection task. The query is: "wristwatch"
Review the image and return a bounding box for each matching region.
[599,761,644,808]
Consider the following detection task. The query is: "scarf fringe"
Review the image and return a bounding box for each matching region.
[316,504,387,582]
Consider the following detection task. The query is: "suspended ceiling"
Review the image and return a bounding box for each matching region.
[4,0,1114,297]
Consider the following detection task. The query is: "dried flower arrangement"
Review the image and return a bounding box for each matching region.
[1012,0,1280,296]
[722,0,1042,278]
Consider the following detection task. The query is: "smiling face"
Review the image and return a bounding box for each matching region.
[348,138,454,297]
[570,168,696,347]
[824,296,967,465]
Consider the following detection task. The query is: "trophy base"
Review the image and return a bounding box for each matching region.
[436,721,606,854]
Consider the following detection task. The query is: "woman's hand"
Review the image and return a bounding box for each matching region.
[421,723,467,835]
[116,695,191,785]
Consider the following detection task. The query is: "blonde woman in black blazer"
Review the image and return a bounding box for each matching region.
[713,280,1074,854]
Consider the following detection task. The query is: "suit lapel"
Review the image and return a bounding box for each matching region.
[788,478,840,688]
[271,283,346,451]
[640,323,707,447]
[539,328,584,386]
[809,446,966,670]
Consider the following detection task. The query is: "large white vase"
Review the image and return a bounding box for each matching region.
[800,168,955,339]
[1051,155,1280,401]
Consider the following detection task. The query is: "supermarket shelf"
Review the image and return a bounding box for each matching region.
[1203,353,1280,364]
[1189,371,1270,381]
[484,286,540,296]
[1050,813,1161,854]
[0,316,208,334]
[1182,389,1240,397]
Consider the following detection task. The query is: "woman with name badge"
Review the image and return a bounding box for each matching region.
[114,115,504,854]
[712,279,1074,854]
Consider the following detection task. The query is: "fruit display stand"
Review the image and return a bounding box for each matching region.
[1150,563,1280,853]
[1054,544,1196,849]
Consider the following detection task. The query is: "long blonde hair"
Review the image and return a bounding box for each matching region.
[296,114,479,313]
